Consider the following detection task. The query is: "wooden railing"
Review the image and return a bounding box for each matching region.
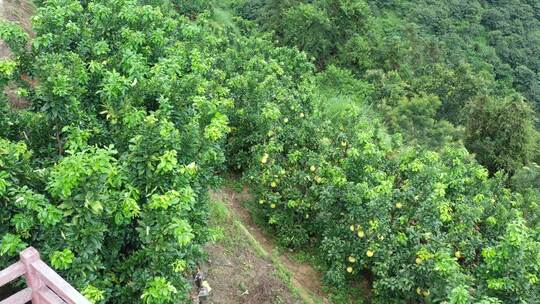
[0,247,90,304]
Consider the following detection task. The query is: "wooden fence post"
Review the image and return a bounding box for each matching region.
[20,247,44,304]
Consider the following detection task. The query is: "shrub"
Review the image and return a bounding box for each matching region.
[0,0,231,302]
[231,51,540,303]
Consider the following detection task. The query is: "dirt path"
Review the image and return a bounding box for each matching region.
[204,193,301,304]
[210,187,330,304]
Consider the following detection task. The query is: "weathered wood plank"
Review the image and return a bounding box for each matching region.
[1,248,89,304]
[0,262,25,287]
[0,287,32,304]
[37,286,66,304]
[31,260,90,304]
[20,247,44,304]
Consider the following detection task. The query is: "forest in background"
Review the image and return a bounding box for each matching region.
[236,0,540,172]
[0,0,539,303]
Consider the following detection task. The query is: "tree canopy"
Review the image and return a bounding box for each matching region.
[0,0,539,303]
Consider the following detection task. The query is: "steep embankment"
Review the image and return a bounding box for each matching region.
[0,0,34,108]
[0,0,33,58]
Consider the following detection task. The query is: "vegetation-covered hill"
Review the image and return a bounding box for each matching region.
[0,1,539,303]
[237,0,540,173]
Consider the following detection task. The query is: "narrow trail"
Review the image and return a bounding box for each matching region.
[211,187,330,304]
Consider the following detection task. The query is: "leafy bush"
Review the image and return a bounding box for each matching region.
[227,43,540,303]
[241,101,540,302]
[1,0,231,302]
[465,94,537,174]
[1,1,539,303]
[246,0,540,171]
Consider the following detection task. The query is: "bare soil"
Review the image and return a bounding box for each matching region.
[0,0,34,58]
[0,0,35,109]
[209,187,330,304]
[1,0,34,31]
[204,236,299,304]
[204,189,301,304]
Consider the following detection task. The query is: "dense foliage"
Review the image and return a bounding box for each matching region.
[238,0,540,173]
[227,1,540,302]
[1,1,231,302]
[232,67,539,302]
[1,0,539,303]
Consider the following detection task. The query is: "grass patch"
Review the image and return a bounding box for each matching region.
[221,174,245,192]
[208,200,248,251]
